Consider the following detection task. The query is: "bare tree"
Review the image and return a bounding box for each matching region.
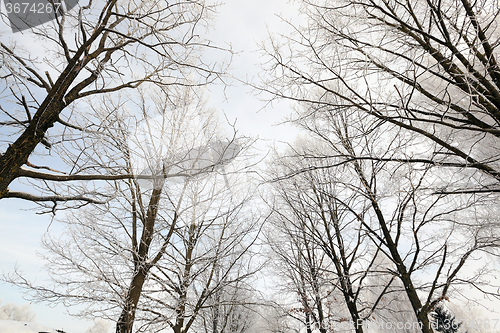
[137,179,261,333]
[0,0,227,203]
[267,141,382,333]
[2,86,260,333]
[261,0,500,193]
[260,0,500,331]
[363,254,420,333]
[265,211,333,333]
[197,279,258,333]
[264,106,500,333]
[0,300,36,322]
[267,175,352,332]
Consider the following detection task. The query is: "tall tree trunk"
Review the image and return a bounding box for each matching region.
[353,163,434,333]
[116,268,148,333]
[0,65,98,198]
[172,222,196,333]
[115,185,164,333]
[367,187,433,333]
[0,16,108,199]
[0,100,65,198]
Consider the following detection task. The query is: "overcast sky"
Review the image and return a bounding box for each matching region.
[3,1,500,332]
[0,1,299,332]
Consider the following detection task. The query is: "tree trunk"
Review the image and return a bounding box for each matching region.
[0,101,64,198]
[0,68,95,198]
[354,163,434,333]
[342,286,364,333]
[0,24,104,199]
[371,201,434,333]
[116,268,148,333]
[115,185,164,333]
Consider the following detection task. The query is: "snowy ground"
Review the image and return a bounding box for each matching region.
[0,320,59,333]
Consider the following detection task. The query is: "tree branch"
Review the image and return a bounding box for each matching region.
[5,190,107,204]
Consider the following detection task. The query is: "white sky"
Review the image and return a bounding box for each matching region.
[0,319,59,333]
[0,1,300,332]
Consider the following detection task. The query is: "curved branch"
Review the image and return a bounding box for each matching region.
[17,167,194,181]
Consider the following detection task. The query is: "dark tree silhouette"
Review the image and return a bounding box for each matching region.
[0,0,227,205]
[430,305,465,333]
